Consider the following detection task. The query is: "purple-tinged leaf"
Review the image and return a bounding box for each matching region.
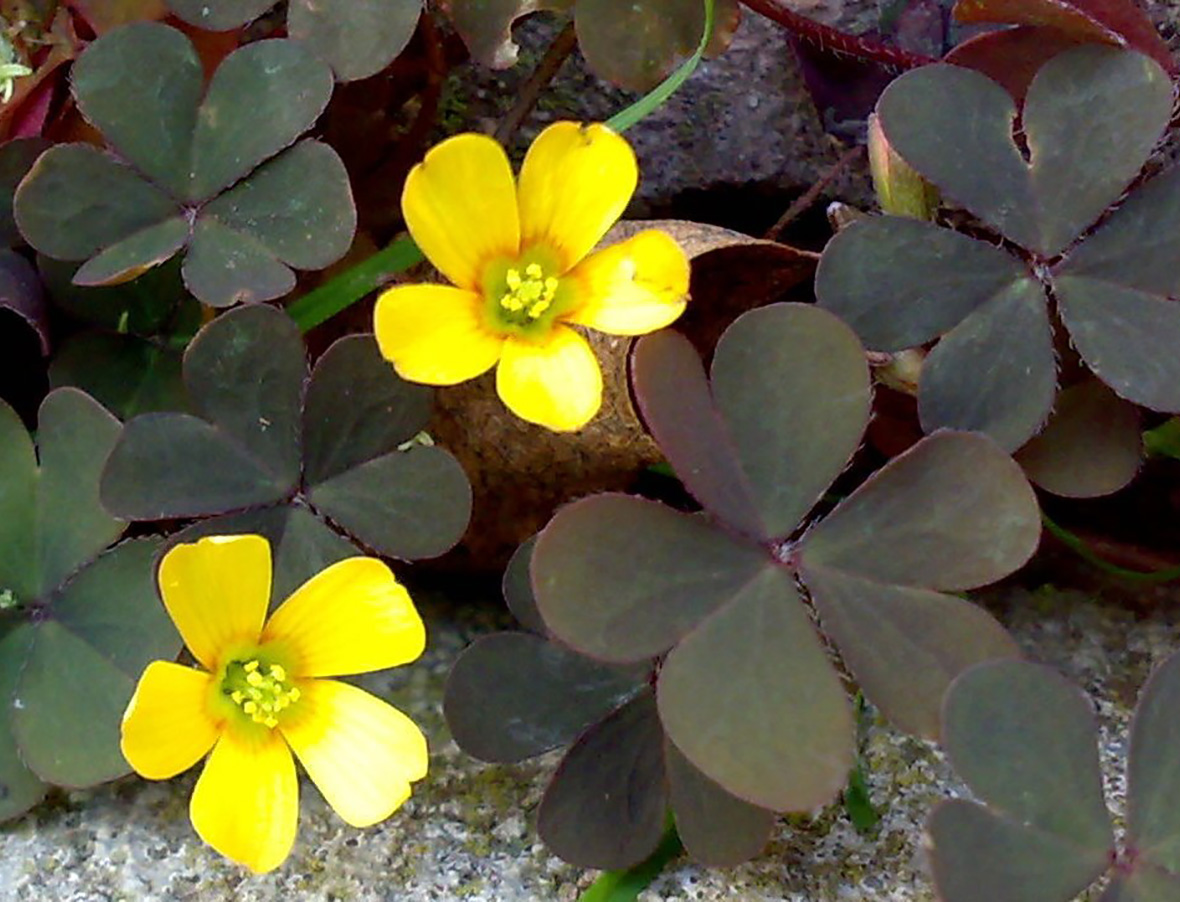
[0,249,48,354]
[1053,167,1180,413]
[942,660,1114,851]
[815,216,1027,352]
[877,47,1171,257]
[918,278,1057,451]
[709,304,871,541]
[927,798,1113,902]
[444,632,645,764]
[801,432,1041,592]
[657,565,854,812]
[952,0,1175,76]
[1016,379,1141,498]
[632,328,764,540]
[537,692,668,870]
[665,740,775,867]
[1101,866,1180,902]
[1126,650,1180,875]
[802,565,1019,738]
[502,535,545,635]
[533,494,768,663]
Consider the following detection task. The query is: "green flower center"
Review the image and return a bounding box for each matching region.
[498,263,559,324]
[220,658,300,729]
[482,250,575,338]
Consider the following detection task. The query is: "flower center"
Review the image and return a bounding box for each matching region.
[498,263,559,325]
[220,658,300,729]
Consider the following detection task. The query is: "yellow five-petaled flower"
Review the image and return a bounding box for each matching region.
[374,121,691,432]
[120,535,429,873]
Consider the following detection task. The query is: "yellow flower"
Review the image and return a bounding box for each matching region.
[374,121,690,432]
[120,535,428,873]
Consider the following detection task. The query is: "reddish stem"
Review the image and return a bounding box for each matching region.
[738,0,936,71]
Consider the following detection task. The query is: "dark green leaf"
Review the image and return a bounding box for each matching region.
[632,329,763,539]
[443,632,644,763]
[1126,649,1180,873]
[73,217,190,287]
[802,565,1019,737]
[657,566,854,811]
[189,45,334,201]
[918,278,1056,451]
[40,256,192,335]
[0,624,45,821]
[71,22,203,198]
[815,216,1027,351]
[877,47,1171,256]
[101,414,290,518]
[182,219,296,307]
[34,389,125,597]
[537,692,668,869]
[164,0,273,29]
[0,138,50,246]
[665,740,774,866]
[709,303,871,540]
[927,799,1112,902]
[14,144,181,263]
[302,334,432,486]
[802,432,1041,591]
[502,535,545,634]
[50,333,188,419]
[184,304,305,486]
[1016,379,1141,498]
[533,494,768,663]
[308,444,472,560]
[289,0,422,82]
[12,538,179,787]
[942,660,1114,850]
[0,400,35,600]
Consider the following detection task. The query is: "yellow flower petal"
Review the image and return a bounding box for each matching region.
[373,284,503,386]
[190,729,298,874]
[496,326,603,432]
[281,679,428,827]
[121,661,220,780]
[517,122,638,272]
[402,133,521,290]
[565,229,690,335]
[158,535,271,671]
[262,557,425,678]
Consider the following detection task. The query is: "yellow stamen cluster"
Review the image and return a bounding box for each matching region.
[499,263,558,321]
[223,659,301,729]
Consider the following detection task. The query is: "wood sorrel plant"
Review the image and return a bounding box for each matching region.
[929,651,1180,902]
[447,302,1042,862]
[817,45,1174,498]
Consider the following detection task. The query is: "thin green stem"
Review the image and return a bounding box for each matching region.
[284,237,424,334]
[577,825,684,902]
[605,0,714,133]
[1041,511,1180,585]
